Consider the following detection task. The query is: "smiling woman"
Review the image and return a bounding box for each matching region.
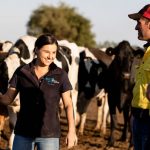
[0,33,77,150]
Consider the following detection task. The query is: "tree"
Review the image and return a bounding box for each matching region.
[26,3,96,47]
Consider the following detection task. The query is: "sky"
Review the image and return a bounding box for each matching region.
[0,0,149,47]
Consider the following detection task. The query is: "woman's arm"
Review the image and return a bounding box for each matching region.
[0,87,18,105]
[62,90,77,149]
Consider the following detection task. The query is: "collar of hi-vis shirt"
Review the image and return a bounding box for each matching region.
[142,44,150,61]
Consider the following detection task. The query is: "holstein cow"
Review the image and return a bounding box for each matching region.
[113,46,144,150]
[0,35,80,149]
[116,46,144,148]
[0,40,13,141]
[76,47,113,135]
[0,35,36,149]
[104,40,134,147]
[57,40,80,123]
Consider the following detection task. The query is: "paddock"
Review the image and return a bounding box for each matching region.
[0,98,132,150]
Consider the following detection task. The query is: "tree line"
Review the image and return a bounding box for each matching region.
[26,3,118,48]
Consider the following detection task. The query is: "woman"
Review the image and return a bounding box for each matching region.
[0,33,77,150]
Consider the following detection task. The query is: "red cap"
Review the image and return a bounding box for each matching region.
[128,4,150,20]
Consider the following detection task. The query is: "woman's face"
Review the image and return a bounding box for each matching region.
[36,44,57,66]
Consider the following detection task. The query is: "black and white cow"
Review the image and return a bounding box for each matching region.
[57,40,80,122]
[0,35,37,149]
[0,40,13,143]
[104,41,134,147]
[0,40,13,63]
[76,47,113,135]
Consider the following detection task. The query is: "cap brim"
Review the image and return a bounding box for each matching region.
[128,13,141,20]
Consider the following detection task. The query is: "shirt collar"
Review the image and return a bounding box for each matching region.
[143,42,150,49]
[29,59,58,72]
[142,44,150,61]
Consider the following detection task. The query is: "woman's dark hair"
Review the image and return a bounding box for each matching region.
[34,33,59,51]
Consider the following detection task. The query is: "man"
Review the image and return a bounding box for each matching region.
[128,4,150,150]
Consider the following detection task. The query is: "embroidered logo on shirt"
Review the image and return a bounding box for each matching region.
[44,77,59,85]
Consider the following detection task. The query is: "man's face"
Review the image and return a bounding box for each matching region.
[135,17,150,41]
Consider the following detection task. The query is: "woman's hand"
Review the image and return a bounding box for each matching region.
[66,131,78,149]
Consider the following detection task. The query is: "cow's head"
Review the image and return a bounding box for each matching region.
[0,40,13,52]
[8,35,36,64]
[112,41,134,80]
[0,36,36,94]
[55,46,71,73]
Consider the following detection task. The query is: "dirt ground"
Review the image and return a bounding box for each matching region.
[0,99,133,150]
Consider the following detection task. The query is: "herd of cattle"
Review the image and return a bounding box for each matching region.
[0,35,145,150]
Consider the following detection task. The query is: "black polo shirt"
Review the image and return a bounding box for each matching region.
[9,59,72,138]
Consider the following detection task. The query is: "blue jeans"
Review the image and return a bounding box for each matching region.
[132,115,150,150]
[12,135,59,150]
